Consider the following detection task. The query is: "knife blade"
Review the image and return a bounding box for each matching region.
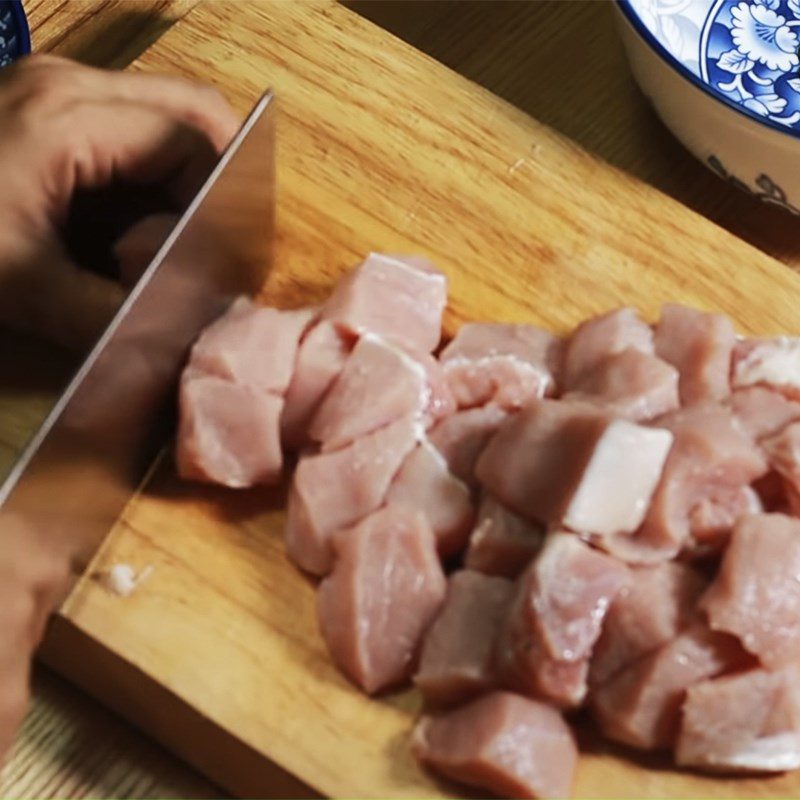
[0,90,275,574]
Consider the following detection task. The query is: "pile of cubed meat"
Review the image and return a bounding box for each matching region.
[177,253,800,800]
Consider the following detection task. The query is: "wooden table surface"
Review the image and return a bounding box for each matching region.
[3,1,799,798]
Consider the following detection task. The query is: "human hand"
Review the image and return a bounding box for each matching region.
[0,54,239,349]
[0,516,70,763]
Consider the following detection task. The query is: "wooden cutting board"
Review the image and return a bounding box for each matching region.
[31,1,800,797]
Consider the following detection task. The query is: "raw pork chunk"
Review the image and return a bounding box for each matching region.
[476,400,672,536]
[176,371,284,487]
[465,495,545,578]
[590,624,747,750]
[702,513,800,668]
[439,322,562,409]
[317,506,445,694]
[495,533,629,707]
[190,297,314,394]
[730,386,800,442]
[564,348,679,422]
[386,439,474,558]
[285,415,418,575]
[428,404,509,486]
[415,571,514,705]
[590,562,707,687]
[562,307,653,389]
[762,421,800,493]
[676,667,800,773]
[281,321,353,448]
[606,404,767,564]
[654,304,735,405]
[413,692,578,800]
[309,334,428,450]
[733,337,800,400]
[321,253,446,353]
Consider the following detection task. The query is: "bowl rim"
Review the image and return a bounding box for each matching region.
[616,0,800,141]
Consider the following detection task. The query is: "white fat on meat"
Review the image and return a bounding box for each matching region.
[733,337,800,400]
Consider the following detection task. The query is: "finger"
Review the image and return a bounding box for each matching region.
[100,71,240,153]
[113,213,179,286]
[44,101,217,219]
[0,249,125,351]
[5,56,240,154]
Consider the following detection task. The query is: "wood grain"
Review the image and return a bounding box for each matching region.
[349,1,800,272]
[25,0,198,68]
[30,1,800,798]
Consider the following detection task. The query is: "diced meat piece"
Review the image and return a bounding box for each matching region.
[190,298,314,395]
[317,506,445,694]
[763,421,800,492]
[309,334,428,450]
[563,308,653,389]
[676,667,800,773]
[495,533,629,707]
[415,571,514,705]
[281,321,353,448]
[386,439,474,558]
[686,485,762,554]
[590,624,748,750]
[590,562,707,687]
[176,370,283,488]
[412,351,456,426]
[564,349,679,422]
[284,415,418,575]
[654,304,735,405]
[429,404,509,486]
[730,386,800,442]
[465,495,545,579]
[733,337,800,401]
[440,322,562,409]
[321,253,446,353]
[702,513,800,669]
[603,405,767,564]
[412,692,578,800]
[476,400,672,536]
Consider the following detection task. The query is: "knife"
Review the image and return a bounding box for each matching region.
[0,90,275,575]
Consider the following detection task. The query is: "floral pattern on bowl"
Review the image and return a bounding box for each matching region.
[0,1,30,68]
[626,0,800,130]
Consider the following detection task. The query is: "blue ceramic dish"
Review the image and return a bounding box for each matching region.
[616,0,800,213]
[0,0,29,67]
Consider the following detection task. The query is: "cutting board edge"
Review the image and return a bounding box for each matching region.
[38,616,321,800]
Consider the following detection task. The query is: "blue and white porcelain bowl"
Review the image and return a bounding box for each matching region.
[0,1,29,68]
[615,0,800,213]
